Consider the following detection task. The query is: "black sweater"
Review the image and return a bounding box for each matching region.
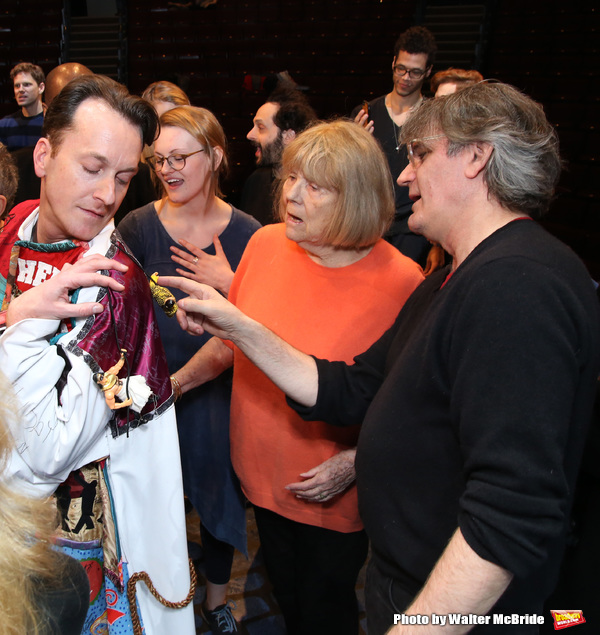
[291,220,600,614]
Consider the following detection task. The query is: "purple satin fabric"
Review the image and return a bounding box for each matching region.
[72,234,173,436]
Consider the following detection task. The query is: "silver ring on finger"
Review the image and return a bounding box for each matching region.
[193,256,198,264]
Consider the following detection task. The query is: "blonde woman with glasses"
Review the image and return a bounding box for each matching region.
[118,106,260,634]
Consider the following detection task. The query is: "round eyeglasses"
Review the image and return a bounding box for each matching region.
[147,149,205,171]
[393,65,427,80]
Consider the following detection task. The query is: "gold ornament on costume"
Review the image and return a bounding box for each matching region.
[149,272,178,317]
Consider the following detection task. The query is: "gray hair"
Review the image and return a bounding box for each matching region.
[277,119,394,249]
[401,82,561,219]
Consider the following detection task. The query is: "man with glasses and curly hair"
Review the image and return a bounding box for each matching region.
[353,26,437,267]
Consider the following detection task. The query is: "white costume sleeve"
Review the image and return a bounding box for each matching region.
[0,316,110,495]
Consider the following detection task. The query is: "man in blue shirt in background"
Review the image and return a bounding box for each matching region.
[0,62,46,151]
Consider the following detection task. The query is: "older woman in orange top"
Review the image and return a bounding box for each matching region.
[167,119,425,634]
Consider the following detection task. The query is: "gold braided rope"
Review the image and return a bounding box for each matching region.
[127,558,197,635]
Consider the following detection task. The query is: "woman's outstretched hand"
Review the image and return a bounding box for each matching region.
[157,275,244,340]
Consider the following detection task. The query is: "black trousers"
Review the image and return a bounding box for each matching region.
[200,522,235,586]
[365,558,415,635]
[253,505,368,635]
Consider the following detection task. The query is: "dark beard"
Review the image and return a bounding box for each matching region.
[257,132,284,167]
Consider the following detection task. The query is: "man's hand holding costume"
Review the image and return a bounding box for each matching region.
[5,255,127,327]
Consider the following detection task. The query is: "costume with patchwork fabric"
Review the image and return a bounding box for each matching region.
[0,200,194,634]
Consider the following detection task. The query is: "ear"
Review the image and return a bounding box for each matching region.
[33,137,51,178]
[212,145,224,171]
[425,65,432,79]
[0,195,7,217]
[281,129,296,146]
[464,142,493,179]
[38,82,45,95]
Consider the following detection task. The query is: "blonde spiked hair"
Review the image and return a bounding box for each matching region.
[0,374,64,634]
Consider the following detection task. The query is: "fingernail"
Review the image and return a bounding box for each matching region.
[92,304,104,314]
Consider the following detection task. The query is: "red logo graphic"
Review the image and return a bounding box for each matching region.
[551,610,586,630]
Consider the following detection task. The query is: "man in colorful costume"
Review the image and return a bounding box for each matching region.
[0,75,194,634]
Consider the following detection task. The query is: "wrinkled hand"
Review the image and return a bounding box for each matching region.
[285,448,357,503]
[170,235,234,296]
[353,110,374,134]
[423,243,447,277]
[5,255,127,327]
[157,275,245,339]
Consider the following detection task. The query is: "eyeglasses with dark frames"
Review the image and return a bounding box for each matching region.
[393,65,427,80]
[147,149,205,172]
